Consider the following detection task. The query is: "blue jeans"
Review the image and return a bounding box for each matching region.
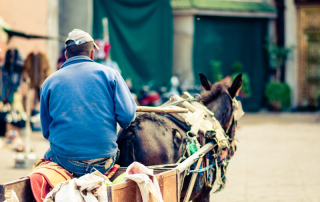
[44,148,119,177]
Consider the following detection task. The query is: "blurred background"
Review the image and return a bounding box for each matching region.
[1,0,320,112]
[0,0,320,201]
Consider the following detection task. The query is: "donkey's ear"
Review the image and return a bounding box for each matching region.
[199,73,212,91]
[229,74,243,98]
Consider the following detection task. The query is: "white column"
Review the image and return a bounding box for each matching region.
[285,0,299,108]
[173,15,194,90]
[47,0,59,73]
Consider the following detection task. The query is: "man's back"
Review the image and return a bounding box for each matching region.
[40,56,136,161]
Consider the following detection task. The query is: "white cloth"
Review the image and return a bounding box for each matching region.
[44,170,110,202]
[124,162,163,202]
[4,190,19,202]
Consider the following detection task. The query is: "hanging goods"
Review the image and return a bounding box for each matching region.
[23,52,51,90]
[1,49,24,103]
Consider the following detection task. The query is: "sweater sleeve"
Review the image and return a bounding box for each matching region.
[40,86,51,139]
[113,72,137,129]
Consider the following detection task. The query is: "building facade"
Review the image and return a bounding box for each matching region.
[172,0,277,111]
[285,0,320,109]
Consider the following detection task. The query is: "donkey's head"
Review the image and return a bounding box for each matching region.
[199,73,243,159]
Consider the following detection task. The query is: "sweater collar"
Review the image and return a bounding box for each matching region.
[60,55,93,69]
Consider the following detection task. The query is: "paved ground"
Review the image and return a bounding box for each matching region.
[0,131,49,183]
[210,112,320,202]
[0,112,320,202]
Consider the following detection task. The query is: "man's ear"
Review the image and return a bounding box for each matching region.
[199,73,212,91]
[90,50,95,60]
[229,74,243,98]
[64,51,69,60]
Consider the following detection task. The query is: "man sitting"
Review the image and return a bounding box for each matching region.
[40,29,137,177]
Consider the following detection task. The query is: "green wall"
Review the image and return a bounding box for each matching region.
[193,16,269,111]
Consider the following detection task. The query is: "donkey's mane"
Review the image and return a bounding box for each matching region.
[124,113,168,133]
[200,83,228,105]
[135,113,167,126]
[117,113,169,146]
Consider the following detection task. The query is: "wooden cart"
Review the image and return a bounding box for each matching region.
[0,143,214,202]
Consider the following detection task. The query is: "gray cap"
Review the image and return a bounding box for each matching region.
[65,29,99,50]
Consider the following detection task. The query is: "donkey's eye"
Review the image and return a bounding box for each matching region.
[173,129,182,146]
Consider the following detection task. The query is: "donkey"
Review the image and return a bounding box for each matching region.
[117,73,242,202]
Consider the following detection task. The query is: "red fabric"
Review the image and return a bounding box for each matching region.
[105,164,120,179]
[220,150,228,161]
[139,92,161,106]
[104,43,111,59]
[29,173,52,202]
[27,159,72,202]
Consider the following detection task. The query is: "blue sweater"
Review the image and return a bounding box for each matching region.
[40,56,137,160]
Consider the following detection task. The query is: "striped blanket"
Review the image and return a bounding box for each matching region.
[27,159,72,202]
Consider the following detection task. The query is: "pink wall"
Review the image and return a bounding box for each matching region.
[0,0,48,64]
